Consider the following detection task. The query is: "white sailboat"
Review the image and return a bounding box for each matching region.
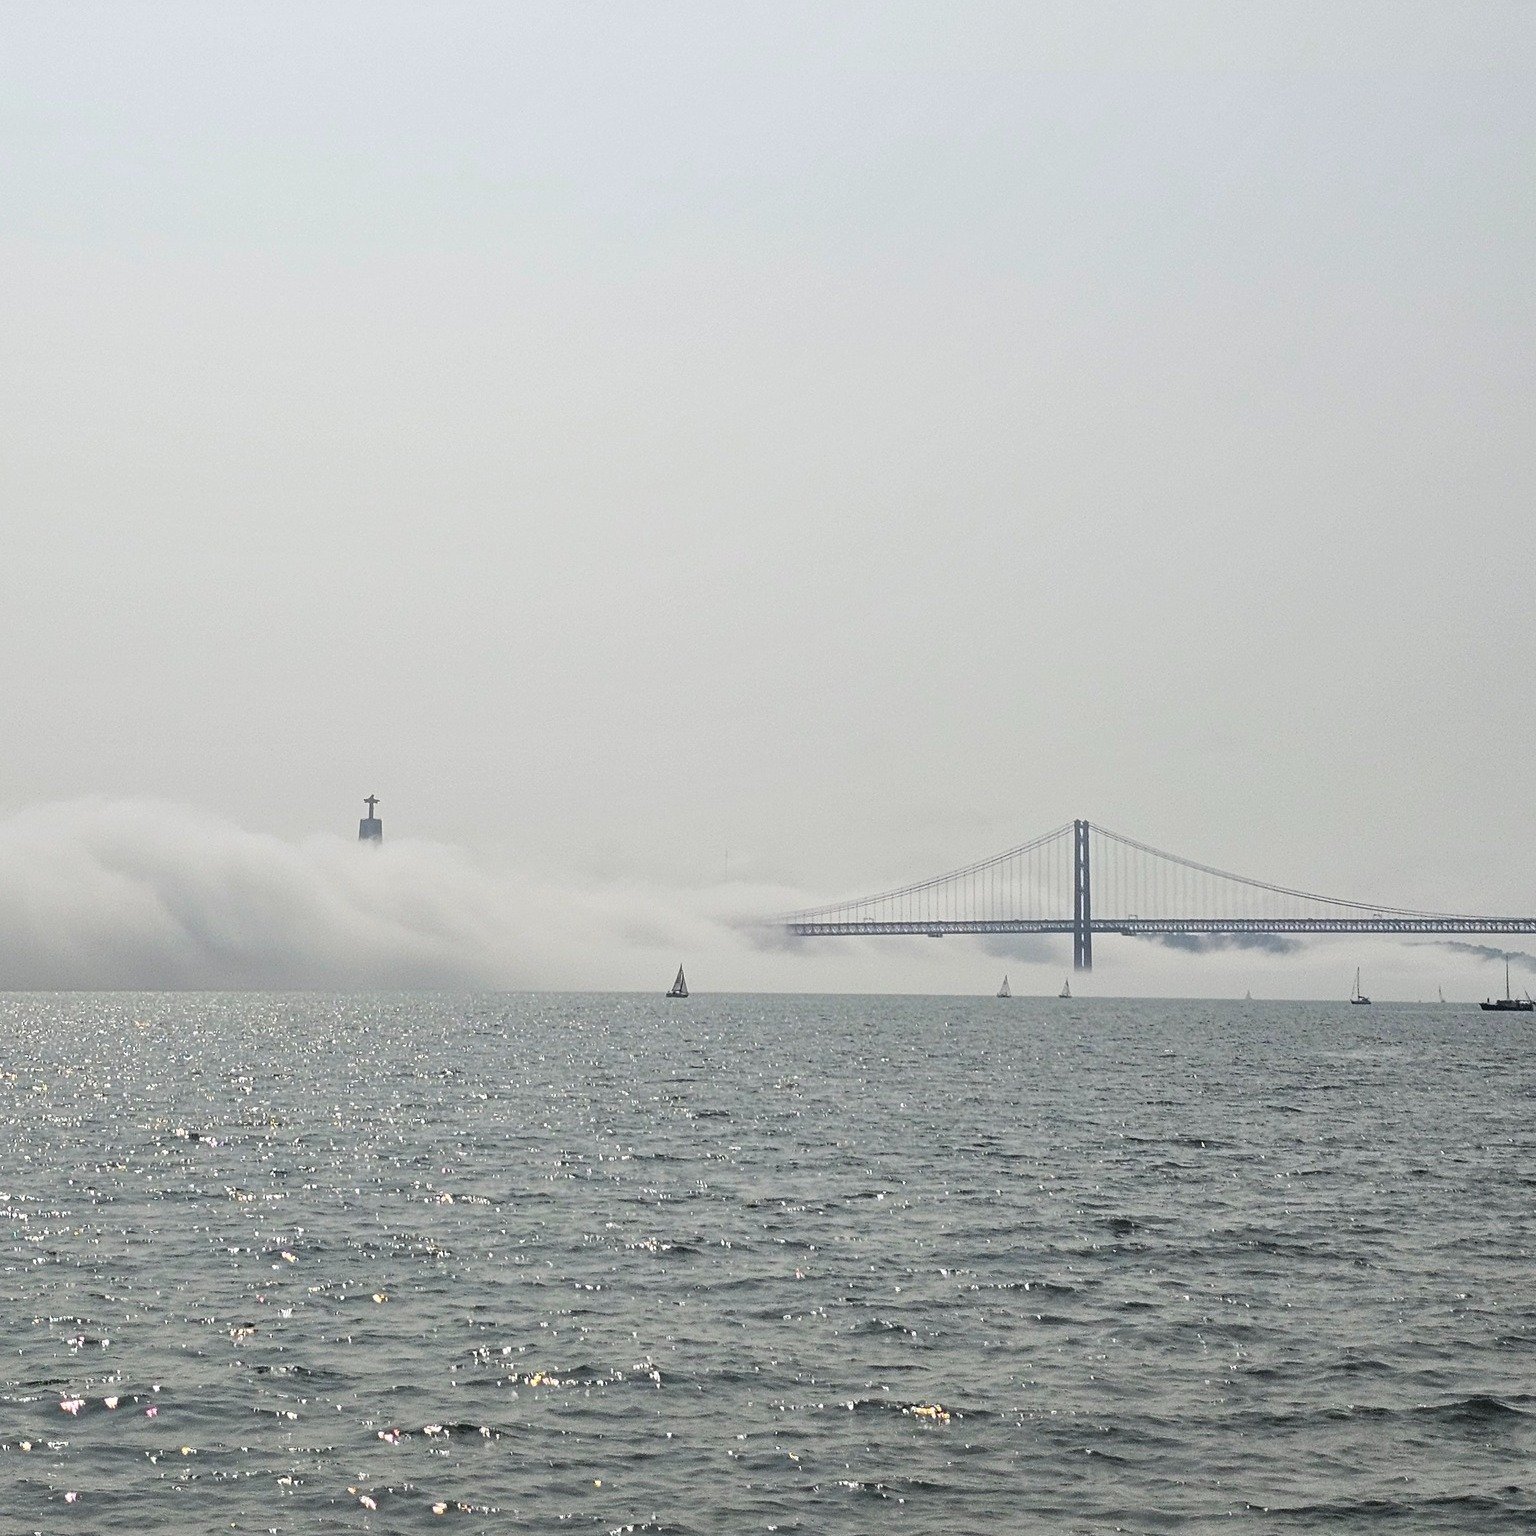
[996,975,1011,998]
[1058,977,1071,999]
[667,965,688,999]
[1350,967,1371,1005]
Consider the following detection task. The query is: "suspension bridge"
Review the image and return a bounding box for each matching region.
[783,820,1536,970]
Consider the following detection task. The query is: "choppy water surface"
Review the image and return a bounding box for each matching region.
[0,993,1532,1533]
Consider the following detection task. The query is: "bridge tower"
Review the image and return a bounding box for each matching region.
[1073,818,1093,970]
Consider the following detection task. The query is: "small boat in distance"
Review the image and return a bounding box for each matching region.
[667,965,689,999]
[1350,968,1371,1005]
[1058,977,1071,999]
[1479,960,1533,1012]
[997,975,1011,998]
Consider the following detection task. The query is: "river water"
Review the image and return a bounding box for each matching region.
[0,992,1531,1533]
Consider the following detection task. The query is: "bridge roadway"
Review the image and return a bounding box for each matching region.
[785,917,1536,938]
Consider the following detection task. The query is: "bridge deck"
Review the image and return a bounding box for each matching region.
[785,918,1536,938]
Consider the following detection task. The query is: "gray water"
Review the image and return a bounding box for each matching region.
[0,993,1531,1533]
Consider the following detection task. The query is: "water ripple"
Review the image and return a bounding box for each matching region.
[0,992,1532,1531]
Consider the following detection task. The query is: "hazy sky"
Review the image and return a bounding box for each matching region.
[3,3,1533,993]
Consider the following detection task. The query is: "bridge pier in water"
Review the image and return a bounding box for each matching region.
[1073,818,1093,970]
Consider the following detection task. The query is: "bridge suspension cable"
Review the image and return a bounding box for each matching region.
[1089,823,1471,922]
[785,823,1074,929]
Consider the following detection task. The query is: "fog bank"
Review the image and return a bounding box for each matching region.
[1,800,1524,1000]
[0,799,787,991]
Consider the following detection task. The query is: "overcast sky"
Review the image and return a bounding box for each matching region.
[2,2,1533,993]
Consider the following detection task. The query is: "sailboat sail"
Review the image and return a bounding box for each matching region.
[1058,977,1071,999]
[997,975,1011,998]
[667,966,688,999]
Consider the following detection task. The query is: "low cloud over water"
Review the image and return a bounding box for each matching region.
[1,800,1506,998]
[1143,931,1301,955]
[1418,940,1536,975]
[0,799,790,990]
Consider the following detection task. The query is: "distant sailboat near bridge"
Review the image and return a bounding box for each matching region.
[779,819,1536,972]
